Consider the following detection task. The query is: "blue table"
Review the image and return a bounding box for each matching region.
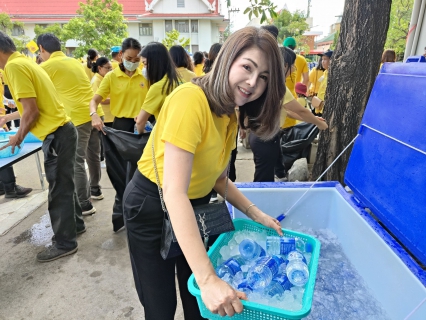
[0,142,45,190]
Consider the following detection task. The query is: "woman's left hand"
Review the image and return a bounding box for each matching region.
[253,212,283,236]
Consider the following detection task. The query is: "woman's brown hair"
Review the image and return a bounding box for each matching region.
[192,27,285,140]
[381,49,396,63]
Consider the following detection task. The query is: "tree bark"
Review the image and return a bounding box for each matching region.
[312,0,393,183]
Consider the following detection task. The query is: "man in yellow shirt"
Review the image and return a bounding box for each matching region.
[283,37,309,97]
[0,32,85,262]
[110,46,121,70]
[38,33,104,215]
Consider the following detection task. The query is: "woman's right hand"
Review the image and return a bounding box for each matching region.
[91,114,106,135]
[316,117,328,131]
[199,275,246,317]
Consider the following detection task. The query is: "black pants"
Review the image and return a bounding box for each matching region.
[5,106,20,129]
[0,166,16,191]
[43,122,85,249]
[123,170,210,320]
[249,132,285,182]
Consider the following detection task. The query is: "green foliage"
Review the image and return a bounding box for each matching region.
[330,30,340,50]
[272,9,309,46]
[161,29,190,50]
[385,0,413,60]
[0,12,14,33]
[34,24,67,50]
[62,0,128,58]
[244,0,278,24]
[0,12,29,53]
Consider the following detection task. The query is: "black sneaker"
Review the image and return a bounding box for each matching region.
[81,203,96,216]
[5,185,33,198]
[77,226,87,235]
[37,245,78,262]
[90,189,104,200]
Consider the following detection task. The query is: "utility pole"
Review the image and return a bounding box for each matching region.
[307,0,312,17]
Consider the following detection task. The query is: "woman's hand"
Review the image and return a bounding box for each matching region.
[91,113,105,134]
[316,116,328,131]
[199,275,246,317]
[250,210,283,236]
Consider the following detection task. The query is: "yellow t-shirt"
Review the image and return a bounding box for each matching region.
[193,64,204,77]
[317,70,328,113]
[308,69,324,94]
[91,73,114,123]
[4,52,70,140]
[138,82,237,199]
[176,67,196,83]
[279,87,295,128]
[286,55,309,98]
[41,51,102,126]
[141,75,179,119]
[96,67,148,118]
[82,62,94,80]
[111,59,120,70]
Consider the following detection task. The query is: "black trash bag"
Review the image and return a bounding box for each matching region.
[101,126,150,232]
[281,122,319,170]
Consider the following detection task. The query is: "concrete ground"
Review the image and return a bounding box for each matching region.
[0,143,255,320]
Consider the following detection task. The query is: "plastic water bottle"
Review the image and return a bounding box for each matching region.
[266,236,296,256]
[264,280,286,297]
[287,250,307,265]
[236,280,253,295]
[145,121,153,132]
[295,238,313,253]
[273,274,293,291]
[239,239,266,261]
[286,259,310,287]
[246,255,286,290]
[216,256,246,278]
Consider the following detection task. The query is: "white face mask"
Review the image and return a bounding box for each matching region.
[123,59,139,72]
[142,67,148,80]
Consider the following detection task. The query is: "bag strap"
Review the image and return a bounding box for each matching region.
[150,126,230,215]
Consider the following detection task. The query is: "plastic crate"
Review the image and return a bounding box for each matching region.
[188,219,321,320]
[0,133,24,158]
[1,129,41,143]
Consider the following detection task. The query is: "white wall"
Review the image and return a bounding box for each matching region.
[152,20,165,42]
[152,0,209,14]
[23,23,36,39]
[198,20,212,51]
[210,21,219,44]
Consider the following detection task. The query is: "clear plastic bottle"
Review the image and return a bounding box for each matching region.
[295,238,313,253]
[264,280,286,297]
[239,239,266,261]
[286,259,310,287]
[266,236,296,256]
[273,274,293,291]
[287,250,307,265]
[236,280,253,295]
[145,121,153,132]
[216,256,246,278]
[246,255,286,290]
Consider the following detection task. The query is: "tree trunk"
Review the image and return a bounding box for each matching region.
[312,0,393,183]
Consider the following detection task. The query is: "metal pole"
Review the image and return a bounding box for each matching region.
[404,0,423,60]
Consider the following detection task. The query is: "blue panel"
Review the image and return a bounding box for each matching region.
[345,59,426,265]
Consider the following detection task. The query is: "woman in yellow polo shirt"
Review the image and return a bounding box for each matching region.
[83,48,98,81]
[169,45,196,83]
[135,42,180,133]
[90,38,148,133]
[122,27,287,319]
[192,51,204,76]
[308,58,325,96]
[90,57,114,126]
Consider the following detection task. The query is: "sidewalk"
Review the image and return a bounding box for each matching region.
[0,143,255,320]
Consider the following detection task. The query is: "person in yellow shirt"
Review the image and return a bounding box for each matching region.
[122,27,286,319]
[110,46,121,70]
[203,43,222,74]
[308,58,325,96]
[38,33,104,214]
[0,31,84,262]
[135,42,181,133]
[283,37,309,97]
[192,51,204,76]
[83,48,98,80]
[314,50,333,116]
[169,45,196,83]
[91,57,114,126]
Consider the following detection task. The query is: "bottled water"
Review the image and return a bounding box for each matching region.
[264,280,285,297]
[296,238,313,253]
[266,236,296,255]
[287,250,307,264]
[216,256,246,278]
[273,273,294,291]
[286,259,310,287]
[246,255,286,290]
[145,121,153,132]
[236,280,253,295]
[239,239,265,261]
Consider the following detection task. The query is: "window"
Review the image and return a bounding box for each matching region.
[191,20,198,33]
[177,0,185,8]
[139,23,153,36]
[175,20,189,33]
[165,20,173,33]
[11,25,24,36]
[191,45,199,53]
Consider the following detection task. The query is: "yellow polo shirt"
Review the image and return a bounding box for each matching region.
[111,59,120,70]
[96,67,148,118]
[286,55,309,98]
[279,87,296,129]
[4,52,70,141]
[138,82,237,199]
[82,62,94,80]
[309,68,324,94]
[176,67,196,83]
[317,70,328,113]
[193,64,204,77]
[41,51,100,126]
[141,75,179,119]
[91,73,113,123]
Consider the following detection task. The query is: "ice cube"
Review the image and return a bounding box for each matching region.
[219,245,231,260]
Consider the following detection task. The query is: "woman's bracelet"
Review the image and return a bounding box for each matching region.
[245,203,257,215]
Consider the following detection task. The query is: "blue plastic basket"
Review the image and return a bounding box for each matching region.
[0,133,25,158]
[188,219,321,320]
[1,129,41,143]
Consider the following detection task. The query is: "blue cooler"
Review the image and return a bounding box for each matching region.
[228,59,426,319]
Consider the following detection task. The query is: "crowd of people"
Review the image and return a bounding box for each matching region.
[0,24,336,319]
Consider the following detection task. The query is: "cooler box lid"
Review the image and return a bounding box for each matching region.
[345,59,426,265]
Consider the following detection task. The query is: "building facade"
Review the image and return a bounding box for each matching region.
[1,0,228,54]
